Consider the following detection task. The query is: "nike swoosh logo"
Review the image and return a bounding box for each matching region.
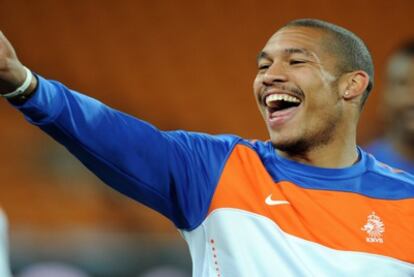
[265,195,290,206]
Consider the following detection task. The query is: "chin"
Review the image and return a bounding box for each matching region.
[270,135,311,157]
[270,128,335,159]
[272,141,310,156]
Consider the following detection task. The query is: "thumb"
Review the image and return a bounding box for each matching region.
[0,31,19,68]
[0,31,27,93]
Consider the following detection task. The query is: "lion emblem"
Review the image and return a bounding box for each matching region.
[361,212,384,243]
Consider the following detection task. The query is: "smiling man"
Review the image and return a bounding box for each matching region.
[255,23,372,167]
[1,19,413,276]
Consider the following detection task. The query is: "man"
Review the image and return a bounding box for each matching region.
[365,40,414,173]
[1,19,413,276]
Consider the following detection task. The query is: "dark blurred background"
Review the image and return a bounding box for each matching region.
[0,0,413,276]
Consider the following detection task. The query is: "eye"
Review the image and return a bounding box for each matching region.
[289,59,306,65]
[258,64,271,71]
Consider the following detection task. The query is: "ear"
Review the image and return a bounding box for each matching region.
[340,71,370,100]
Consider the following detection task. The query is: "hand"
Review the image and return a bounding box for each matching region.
[0,31,36,95]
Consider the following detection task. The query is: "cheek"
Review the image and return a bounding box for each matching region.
[303,92,341,128]
[295,73,328,97]
[253,75,262,102]
[253,75,261,91]
[304,93,331,112]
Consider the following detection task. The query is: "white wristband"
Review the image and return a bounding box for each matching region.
[1,67,33,99]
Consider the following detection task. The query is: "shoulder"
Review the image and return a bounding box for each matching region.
[364,138,414,175]
[363,150,414,200]
[164,131,270,155]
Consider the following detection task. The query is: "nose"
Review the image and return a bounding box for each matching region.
[262,63,288,85]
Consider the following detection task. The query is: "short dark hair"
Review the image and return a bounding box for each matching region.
[283,19,374,109]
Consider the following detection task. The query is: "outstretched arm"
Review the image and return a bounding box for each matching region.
[0,31,238,230]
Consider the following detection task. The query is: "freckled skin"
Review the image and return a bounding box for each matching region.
[253,27,360,166]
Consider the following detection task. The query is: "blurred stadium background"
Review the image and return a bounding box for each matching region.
[0,0,413,276]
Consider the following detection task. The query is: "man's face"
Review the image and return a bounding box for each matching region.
[384,54,414,141]
[253,27,345,154]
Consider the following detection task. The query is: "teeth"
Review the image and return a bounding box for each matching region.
[265,94,300,106]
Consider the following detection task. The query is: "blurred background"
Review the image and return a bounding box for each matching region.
[0,0,413,276]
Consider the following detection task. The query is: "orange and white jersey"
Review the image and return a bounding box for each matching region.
[181,143,414,276]
[14,76,414,276]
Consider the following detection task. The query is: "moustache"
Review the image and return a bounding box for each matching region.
[261,84,304,103]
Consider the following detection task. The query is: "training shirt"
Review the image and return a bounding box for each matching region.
[13,76,414,276]
[365,138,414,174]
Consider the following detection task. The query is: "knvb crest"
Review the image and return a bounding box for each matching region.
[361,212,385,243]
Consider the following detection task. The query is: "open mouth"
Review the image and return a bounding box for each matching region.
[265,93,301,112]
[263,93,302,127]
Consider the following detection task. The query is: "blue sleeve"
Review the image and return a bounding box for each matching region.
[14,76,240,230]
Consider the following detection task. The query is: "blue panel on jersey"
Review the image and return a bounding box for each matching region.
[249,140,414,200]
[15,76,240,230]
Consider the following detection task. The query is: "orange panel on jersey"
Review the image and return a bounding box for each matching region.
[208,144,414,263]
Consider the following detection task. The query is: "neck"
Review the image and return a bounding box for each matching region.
[276,134,359,168]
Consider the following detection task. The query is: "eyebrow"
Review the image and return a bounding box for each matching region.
[256,51,271,63]
[257,48,314,63]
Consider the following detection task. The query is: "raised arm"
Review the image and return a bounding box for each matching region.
[0,31,239,230]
